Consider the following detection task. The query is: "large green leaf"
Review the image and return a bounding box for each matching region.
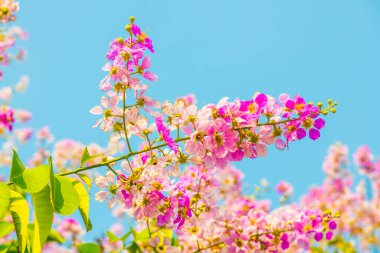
[70,179,92,231]
[53,175,79,215]
[9,190,29,253]
[10,165,50,193]
[31,185,54,253]
[9,150,25,180]
[0,221,14,237]
[0,182,10,218]
[76,243,101,253]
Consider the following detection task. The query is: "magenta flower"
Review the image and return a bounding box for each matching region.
[155,117,179,154]
[300,117,326,141]
[0,107,15,131]
[281,233,290,250]
[131,24,141,36]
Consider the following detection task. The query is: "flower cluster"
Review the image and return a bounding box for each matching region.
[86,18,340,252]
[0,12,350,253]
[0,26,28,79]
[301,143,380,252]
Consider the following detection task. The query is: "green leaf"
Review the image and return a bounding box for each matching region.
[9,190,29,253]
[9,150,25,181]
[0,221,14,237]
[134,228,150,241]
[46,229,65,244]
[80,147,103,167]
[78,173,92,191]
[53,176,79,215]
[0,244,11,253]
[171,236,178,246]
[127,242,142,253]
[76,243,101,253]
[120,230,132,242]
[48,157,55,204]
[106,230,119,243]
[0,182,10,218]
[31,185,54,253]
[10,165,50,193]
[70,179,92,231]
[80,147,90,166]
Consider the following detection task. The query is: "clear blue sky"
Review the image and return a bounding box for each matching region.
[6,0,380,240]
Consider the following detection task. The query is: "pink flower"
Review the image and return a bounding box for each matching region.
[276,181,294,197]
[203,118,238,159]
[143,71,158,82]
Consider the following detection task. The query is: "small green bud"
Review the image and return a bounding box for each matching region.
[109,184,119,194]
[129,16,135,23]
[142,129,151,136]
[113,122,123,132]
[114,82,124,92]
[327,99,333,104]
[317,102,323,109]
[104,108,112,118]
[125,24,132,32]
[330,108,337,113]
[110,67,117,75]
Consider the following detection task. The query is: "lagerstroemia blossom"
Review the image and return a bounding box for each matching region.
[7,7,379,253]
[84,17,339,252]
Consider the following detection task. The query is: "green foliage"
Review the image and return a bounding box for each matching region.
[0,221,14,237]
[10,165,50,193]
[70,178,92,231]
[76,243,101,253]
[106,229,132,243]
[46,229,65,244]
[171,237,179,246]
[9,190,29,253]
[80,147,91,166]
[106,230,119,243]
[134,228,150,242]
[80,146,103,167]
[31,185,54,253]
[126,242,142,253]
[9,150,25,180]
[0,244,11,253]
[0,182,10,218]
[10,150,50,193]
[52,175,79,215]
[5,153,94,252]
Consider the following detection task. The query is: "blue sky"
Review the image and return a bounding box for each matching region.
[5,0,380,240]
